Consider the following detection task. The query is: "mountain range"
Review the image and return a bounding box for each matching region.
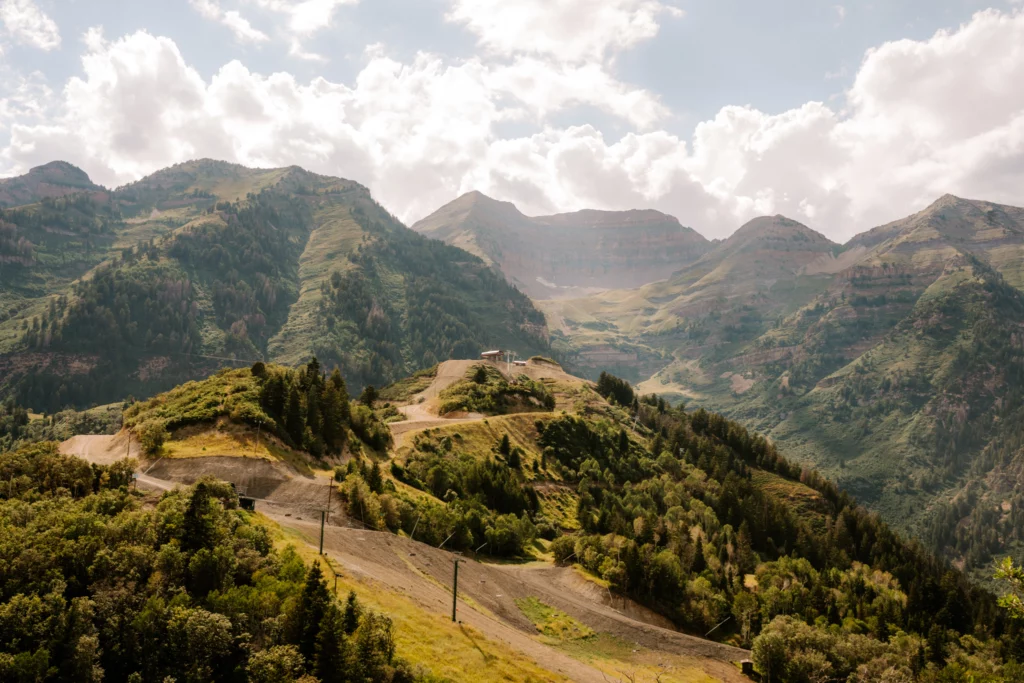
[414,190,1024,577]
[5,157,1024,577]
[0,160,548,411]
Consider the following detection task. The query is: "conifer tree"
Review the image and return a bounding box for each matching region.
[285,384,304,445]
[342,591,362,635]
[296,563,331,664]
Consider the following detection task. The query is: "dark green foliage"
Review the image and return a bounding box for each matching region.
[26,261,201,356]
[596,371,635,407]
[437,365,554,415]
[0,442,425,682]
[313,205,547,389]
[341,443,537,557]
[531,374,1009,663]
[168,195,304,353]
[0,194,121,290]
[360,385,378,407]
[257,359,369,455]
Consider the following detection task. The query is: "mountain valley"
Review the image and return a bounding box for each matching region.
[417,190,1024,579]
[4,158,1024,681]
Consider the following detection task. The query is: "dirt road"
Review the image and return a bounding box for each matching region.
[116,458,748,682]
[60,433,141,465]
[267,513,748,683]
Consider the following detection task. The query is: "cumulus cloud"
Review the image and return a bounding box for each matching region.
[447,0,682,63]
[251,0,357,36]
[0,0,60,50]
[2,9,1024,243]
[189,0,269,43]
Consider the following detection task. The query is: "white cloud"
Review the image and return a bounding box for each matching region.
[2,9,1024,244]
[189,0,269,43]
[252,0,357,36]
[447,0,682,63]
[0,0,60,50]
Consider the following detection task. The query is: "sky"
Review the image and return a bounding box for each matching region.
[0,0,1022,241]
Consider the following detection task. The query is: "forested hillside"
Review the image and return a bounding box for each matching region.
[535,195,1024,577]
[0,160,548,412]
[356,365,1024,681]
[0,442,430,682]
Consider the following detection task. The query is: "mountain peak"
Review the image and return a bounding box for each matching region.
[27,160,94,183]
[413,194,713,297]
[727,214,836,248]
[0,160,101,207]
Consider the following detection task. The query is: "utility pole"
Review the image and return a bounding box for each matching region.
[451,559,459,622]
[410,512,421,542]
[126,431,130,459]
[250,421,262,458]
[325,476,333,524]
[319,510,325,555]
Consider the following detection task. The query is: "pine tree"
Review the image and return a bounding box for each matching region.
[498,434,511,457]
[342,591,362,635]
[329,368,351,423]
[367,460,383,494]
[314,604,349,683]
[306,385,322,434]
[182,481,216,552]
[692,538,707,574]
[296,563,331,664]
[285,384,304,445]
[321,385,347,454]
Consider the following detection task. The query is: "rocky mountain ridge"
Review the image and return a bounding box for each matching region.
[412,191,712,298]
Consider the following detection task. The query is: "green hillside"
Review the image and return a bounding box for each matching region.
[3,353,1024,680]
[0,160,548,411]
[540,195,1024,579]
[368,365,1017,680]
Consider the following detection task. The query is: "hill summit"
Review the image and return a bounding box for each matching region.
[0,160,102,207]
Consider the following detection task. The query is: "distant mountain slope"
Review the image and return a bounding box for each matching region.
[0,160,548,410]
[0,161,103,207]
[545,195,1024,574]
[541,214,843,377]
[412,191,712,299]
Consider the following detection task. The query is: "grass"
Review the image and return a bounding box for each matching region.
[750,470,829,532]
[162,420,314,475]
[534,486,580,531]
[395,414,553,474]
[515,597,594,641]
[379,364,438,402]
[514,598,715,683]
[267,203,366,365]
[123,367,270,431]
[263,517,567,682]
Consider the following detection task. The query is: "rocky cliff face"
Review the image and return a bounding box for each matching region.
[412,192,712,298]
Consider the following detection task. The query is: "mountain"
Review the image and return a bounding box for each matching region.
[0,161,103,208]
[412,191,712,299]
[0,160,549,411]
[541,214,845,377]
[544,195,1024,576]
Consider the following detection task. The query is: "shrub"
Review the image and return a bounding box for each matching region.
[136,419,170,454]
